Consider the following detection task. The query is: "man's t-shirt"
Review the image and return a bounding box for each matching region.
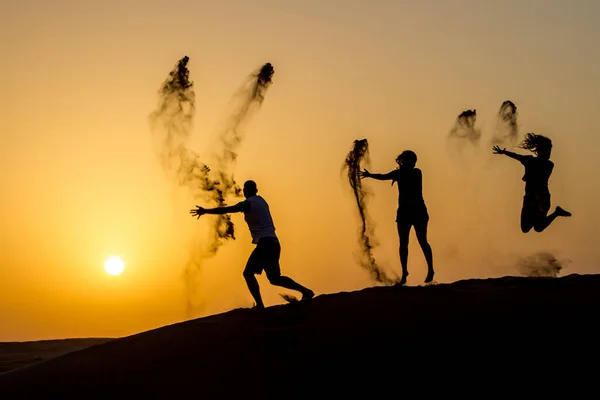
[238,195,277,244]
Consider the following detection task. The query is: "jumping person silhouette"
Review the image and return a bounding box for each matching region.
[190,180,314,309]
[493,132,571,233]
[359,150,434,285]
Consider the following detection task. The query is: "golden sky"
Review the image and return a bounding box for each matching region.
[1,0,599,341]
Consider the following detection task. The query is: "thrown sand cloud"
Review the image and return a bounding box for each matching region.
[148,57,276,315]
[519,252,566,278]
[491,100,519,145]
[208,63,275,240]
[343,139,397,285]
[148,56,234,314]
[449,109,481,145]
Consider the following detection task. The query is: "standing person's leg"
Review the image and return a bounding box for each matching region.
[263,238,314,300]
[413,210,434,283]
[243,245,265,308]
[396,217,412,285]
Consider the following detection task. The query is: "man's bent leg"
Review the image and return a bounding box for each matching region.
[244,249,265,308]
[263,238,314,299]
[268,273,314,300]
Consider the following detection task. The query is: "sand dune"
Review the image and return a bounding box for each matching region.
[1,274,599,397]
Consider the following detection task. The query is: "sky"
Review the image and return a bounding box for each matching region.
[1,0,599,341]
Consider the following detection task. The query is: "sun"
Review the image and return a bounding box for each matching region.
[104,256,125,276]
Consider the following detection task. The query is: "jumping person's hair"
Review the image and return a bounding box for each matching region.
[518,133,552,155]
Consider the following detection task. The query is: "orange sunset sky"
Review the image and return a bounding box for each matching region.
[1,0,599,341]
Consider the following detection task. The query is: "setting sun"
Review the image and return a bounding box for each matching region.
[104,256,125,276]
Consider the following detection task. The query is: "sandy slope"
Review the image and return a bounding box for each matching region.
[1,274,599,397]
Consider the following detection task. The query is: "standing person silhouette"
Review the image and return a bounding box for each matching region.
[190,180,314,309]
[493,133,571,233]
[359,150,434,285]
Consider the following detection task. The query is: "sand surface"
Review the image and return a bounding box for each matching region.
[1,274,598,397]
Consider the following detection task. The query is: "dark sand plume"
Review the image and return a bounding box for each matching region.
[492,100,519,145]
[148,56,236,314]
[519,251,566,278]
[148,56,235,242]
[148,59,276,315]
[449,109,481,144]
[342,139,397,285]
[214,62,275,170]
[208,62,276,238]
[280,293,299,303]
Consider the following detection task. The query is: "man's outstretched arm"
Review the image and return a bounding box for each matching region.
[190,201,249,219]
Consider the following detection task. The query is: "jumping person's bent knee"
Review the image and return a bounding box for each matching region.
[533,224,545,233]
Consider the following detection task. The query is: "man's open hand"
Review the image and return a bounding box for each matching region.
[190,205,206,219]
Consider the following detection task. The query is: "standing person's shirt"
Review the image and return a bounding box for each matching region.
[238,195,277,244]
[390,167,427,210]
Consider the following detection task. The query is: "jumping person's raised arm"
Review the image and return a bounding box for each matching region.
[190,201,250,219]
[359,169,396,181]
[492,145,528,162]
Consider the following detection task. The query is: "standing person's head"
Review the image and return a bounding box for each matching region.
[243,180,258,198]
[519,133,552,160]
[396,150,417,169]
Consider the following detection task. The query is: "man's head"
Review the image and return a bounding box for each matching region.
[243,180,258,198]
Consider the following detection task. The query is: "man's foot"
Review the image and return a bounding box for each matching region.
[253,303,265,310]
[555,206,572,217]
[301,289,315,301]
[425,270,435,284]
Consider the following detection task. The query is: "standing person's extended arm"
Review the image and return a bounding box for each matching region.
[359,169,396,181]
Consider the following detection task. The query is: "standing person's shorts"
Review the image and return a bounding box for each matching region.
[396,203,429,228]
[244,236,281,279]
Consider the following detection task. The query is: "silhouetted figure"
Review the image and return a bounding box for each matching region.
[359,150,434,285]
[493,133,572,233]
[190,180,314,308]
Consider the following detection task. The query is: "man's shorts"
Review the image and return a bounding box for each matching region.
[244,236,281,280]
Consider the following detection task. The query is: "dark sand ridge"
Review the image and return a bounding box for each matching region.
[1,274,599,397]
